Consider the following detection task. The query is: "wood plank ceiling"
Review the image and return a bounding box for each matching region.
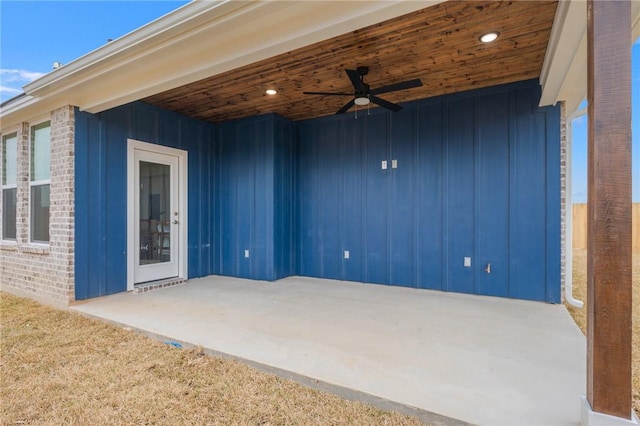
[144,0,558,123]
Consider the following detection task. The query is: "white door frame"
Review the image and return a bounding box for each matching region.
[127,139,188,290]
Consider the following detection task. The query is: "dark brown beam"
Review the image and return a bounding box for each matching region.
[586,0,632,420]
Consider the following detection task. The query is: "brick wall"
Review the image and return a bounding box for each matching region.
[0,106,75,307]
[559,101,567,298]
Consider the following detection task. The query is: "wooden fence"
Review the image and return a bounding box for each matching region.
[572,203,640,252]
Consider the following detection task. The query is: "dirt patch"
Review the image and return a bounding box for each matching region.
[1,293,425,425]
[565,250,640,417]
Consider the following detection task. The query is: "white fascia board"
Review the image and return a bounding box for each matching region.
[0,95,50,132]
[541,0,640,114]
[22,1,234,94]
[1,90,83,131]
[80,0,444,113]
[1,0,232,129]
[558,35,587,115]
[539,0,586,108]
[11,0,440,117]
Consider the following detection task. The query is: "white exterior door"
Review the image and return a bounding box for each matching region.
[128,140,187,288]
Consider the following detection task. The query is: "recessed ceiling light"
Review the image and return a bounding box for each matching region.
[479,32,500,43]
[266,89,277,95]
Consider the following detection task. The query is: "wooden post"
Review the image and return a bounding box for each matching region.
[586,0,632,420]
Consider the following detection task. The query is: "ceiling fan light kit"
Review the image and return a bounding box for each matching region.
[303,66,422,115]
[479,31,500,43]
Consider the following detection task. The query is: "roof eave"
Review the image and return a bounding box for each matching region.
[22,0,224,95]
[540,0,640,114]
[2,0,440,130]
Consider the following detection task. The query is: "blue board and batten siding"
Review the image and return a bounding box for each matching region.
[75,103,218,299]
[216,114,294,281]
[74,78,560,302]
[75,104,292,298]
[296,80,560,302]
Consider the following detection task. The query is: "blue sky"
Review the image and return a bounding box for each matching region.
[571,42,640,202]
[1,1,638,202]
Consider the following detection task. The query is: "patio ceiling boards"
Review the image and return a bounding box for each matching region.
[144,0,558,122]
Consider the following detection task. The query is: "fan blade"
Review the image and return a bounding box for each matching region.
[370,95,402,112]
[345,69,365,91]
[336,99,356,114]
[370,79,422,95]
[303,91,354,96]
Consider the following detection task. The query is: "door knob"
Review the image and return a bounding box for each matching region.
[173,220,179,225]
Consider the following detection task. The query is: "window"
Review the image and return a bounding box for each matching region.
[30,122,50,243]
[2,132,17,240]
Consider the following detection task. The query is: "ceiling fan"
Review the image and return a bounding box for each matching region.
[303,66,423,114]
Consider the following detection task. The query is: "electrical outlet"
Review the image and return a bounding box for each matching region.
[464,257,471,267]
[244,249,249,258]
[381,160,387,170]
[344,250,350,259]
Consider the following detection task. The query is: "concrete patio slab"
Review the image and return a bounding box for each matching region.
[72,276,586,426]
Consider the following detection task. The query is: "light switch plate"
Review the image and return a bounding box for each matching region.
[464,257,471,267]
[392,159,398,169]
[344,250,350,259]
[381,160,387,170]
[244,250,250,258]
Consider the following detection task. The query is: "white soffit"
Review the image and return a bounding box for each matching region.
[1,0,441,128]
[540,0,640,114]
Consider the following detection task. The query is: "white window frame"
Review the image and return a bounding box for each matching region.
[29,121,51,245]
[1,131,18,242]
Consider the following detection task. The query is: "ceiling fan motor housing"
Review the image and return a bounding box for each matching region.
[355,85,369,99]
[357,66,369,76]
[355,67,370,103]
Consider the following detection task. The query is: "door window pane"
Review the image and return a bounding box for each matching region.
[139,161,171,265]
[2,188,17,240]
[31,184,50,243]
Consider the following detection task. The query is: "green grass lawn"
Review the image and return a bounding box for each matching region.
[1,293,424,426]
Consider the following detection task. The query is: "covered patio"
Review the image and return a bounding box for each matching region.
[1,0,636,423]
[72,277,586,426]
